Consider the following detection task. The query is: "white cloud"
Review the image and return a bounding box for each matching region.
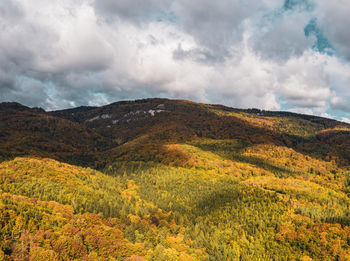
[341,117,350,124]
[0,0,349,122]
[276,51,331,110]
[205,37,280,110]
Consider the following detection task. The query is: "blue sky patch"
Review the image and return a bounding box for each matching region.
[304,19,334,55]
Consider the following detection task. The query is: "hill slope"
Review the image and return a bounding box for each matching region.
[2,98,350,168]
[51,98,350,167]
[1,98,350,260]
[0,102,111,167]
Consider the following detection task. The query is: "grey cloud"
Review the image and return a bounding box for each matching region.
[171,0,287,62]
[172,0,249,60]
[93,0,172,24]
[0,0,115,109]
[173,44,223,64]
[315,1,350,61]
[0,0,23,21]
[38,36,114,74]
[280,83,330,108]
[286,98,327,108]
[330,96,350,112]
[93,0,264,58]
[0,78,51,109]
[252,12,314,61]
[95,0,261,61]
[0,0,60,101]
[0,0,350,122]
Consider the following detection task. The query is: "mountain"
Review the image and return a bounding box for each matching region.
[1,98,350,260]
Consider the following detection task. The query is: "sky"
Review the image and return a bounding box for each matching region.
[0,0,350,122]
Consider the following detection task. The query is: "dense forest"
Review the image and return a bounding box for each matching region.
[1,98,350,260]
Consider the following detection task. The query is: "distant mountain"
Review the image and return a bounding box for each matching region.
[1,98,350,260]
[1,98,350,167]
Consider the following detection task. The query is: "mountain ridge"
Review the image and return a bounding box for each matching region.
[1,98,350,167]
[1,98,350,260]
[47,98,348,125]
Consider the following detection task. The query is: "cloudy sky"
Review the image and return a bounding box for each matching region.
[1,0,350,121]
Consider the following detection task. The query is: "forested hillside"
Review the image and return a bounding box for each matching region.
[1,98,350,260]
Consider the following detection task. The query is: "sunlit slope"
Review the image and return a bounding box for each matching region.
[2,99,350,260]
[104,157,350,260]
[53,98,350,167]
[102,133,350,260]
[2,149,350,259]
[0,191,143,260]
[0,157,207,260]
[0,157,293,260]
